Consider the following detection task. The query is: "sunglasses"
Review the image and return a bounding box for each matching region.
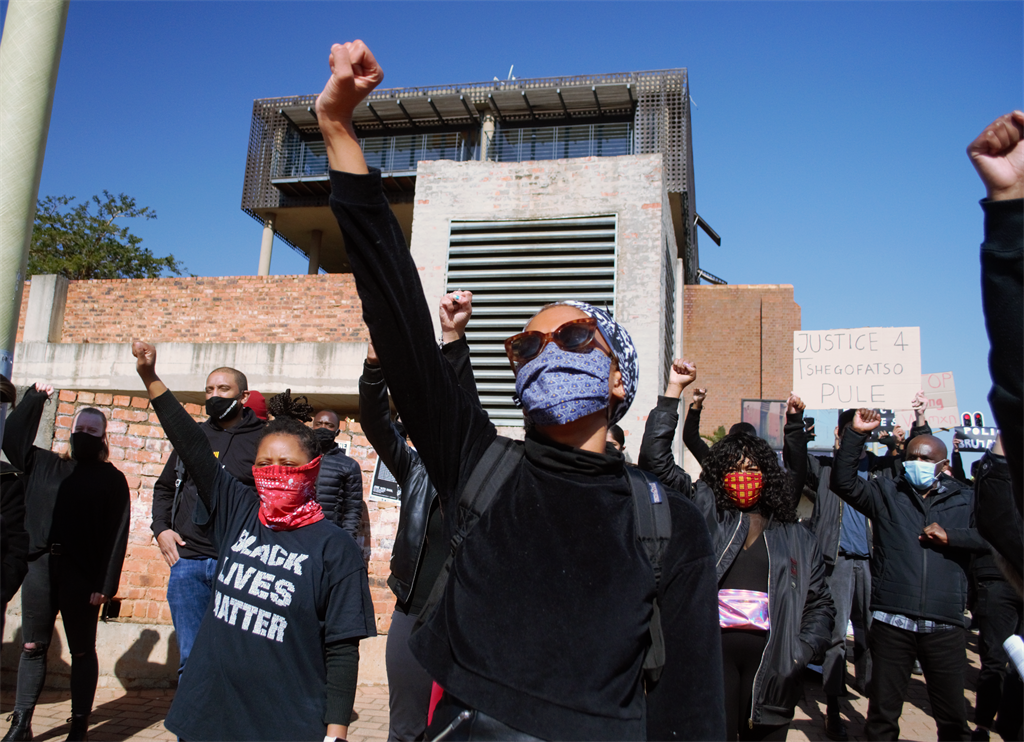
[504,317,601,370]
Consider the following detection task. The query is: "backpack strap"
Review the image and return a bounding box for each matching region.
[414,436,524,629]
[626,466,673,685]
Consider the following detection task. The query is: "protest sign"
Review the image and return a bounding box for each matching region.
[889,372,960,430]
[953,426,999,452]
[793,327,921,409]
[740,399,786,451]
[368,457,402,504]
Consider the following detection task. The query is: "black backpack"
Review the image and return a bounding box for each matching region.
[415,435,673,683]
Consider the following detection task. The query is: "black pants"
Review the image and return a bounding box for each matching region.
[386,609,433,741]
[823,556,872,697]
[973,580,1024,730]
[722,630,791,741]
[865,621,969,741]
[15,554,101,716]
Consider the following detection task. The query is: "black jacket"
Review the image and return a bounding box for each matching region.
[151,407,263,559]
[830,429,989,626]
[315,445,363,539]
[681,404,711,465]
[359,337,479,614]
[979,198,1022,509]
[640,396,833,727]
[331,167,725,741]
[1,462,29,607]
[2,387,130,598]
[973,451,1022,582]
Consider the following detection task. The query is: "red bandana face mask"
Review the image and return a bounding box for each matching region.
[252,456,325,531]
[723,471,764,509]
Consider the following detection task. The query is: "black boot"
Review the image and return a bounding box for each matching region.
[65,714,89,742]
[2,710,33,741]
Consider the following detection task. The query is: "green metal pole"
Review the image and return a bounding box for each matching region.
[0,0,69,438]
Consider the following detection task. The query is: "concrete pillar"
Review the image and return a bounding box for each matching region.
[23,274,68,343]
[307,230,322,275]
[257,212,276,276]
[479,114,495,161]
[0,0,69,381]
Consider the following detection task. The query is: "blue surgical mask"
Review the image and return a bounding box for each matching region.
[515,344,612,427]
[903,460,938,491]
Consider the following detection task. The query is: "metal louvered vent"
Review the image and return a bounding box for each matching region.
[446,216,618,427]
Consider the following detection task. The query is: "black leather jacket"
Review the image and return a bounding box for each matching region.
[639,398,834,726]
[358,337,479,609]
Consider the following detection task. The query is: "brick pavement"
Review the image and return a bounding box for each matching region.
[0,634,985,741]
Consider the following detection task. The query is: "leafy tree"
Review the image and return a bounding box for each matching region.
[29,191,186,279]
[701,425,728,445]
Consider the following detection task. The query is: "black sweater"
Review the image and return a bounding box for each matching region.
[330,168,725,741]
[979,198,1022,511]
[2,388,130,598]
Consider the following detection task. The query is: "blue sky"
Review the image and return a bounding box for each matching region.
[2,1,1021,452]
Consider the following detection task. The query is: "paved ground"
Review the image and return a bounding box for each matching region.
[0,634,985,741]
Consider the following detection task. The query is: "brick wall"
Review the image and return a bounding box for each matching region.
[15,274,368,344]
[49,391,398,632]
[682,284,801,439]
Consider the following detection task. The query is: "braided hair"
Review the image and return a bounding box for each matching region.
[700,433,798,522]
[260,389,318,461]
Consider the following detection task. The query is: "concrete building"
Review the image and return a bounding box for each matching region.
[4,68,800,690]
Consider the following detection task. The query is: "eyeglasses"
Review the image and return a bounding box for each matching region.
[504,317,600,370]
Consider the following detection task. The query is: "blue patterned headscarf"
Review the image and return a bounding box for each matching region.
[530,301,639,425]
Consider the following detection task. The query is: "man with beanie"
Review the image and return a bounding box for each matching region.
[151,366,263,674]
[311,409,364,539]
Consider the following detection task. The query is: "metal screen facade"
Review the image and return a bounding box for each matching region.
[445,216,618,426]
[242,69,697,279]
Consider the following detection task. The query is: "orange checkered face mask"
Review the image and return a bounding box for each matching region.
[723,471,763,509]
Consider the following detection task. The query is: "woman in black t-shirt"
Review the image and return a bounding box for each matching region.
[131,341,376,742]
[2,383,130,742]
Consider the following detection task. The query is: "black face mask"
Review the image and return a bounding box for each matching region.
[313,427,337,452]
[70,432,105,462]
[206,395,241,423]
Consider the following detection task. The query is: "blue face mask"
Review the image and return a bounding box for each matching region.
[903,460,938,491]
[515,344,612,427]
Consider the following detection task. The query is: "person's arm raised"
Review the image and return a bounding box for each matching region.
[829,409,885,519]
[316,41,383,175]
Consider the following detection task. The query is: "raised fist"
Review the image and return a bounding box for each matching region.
[851,408,881,435]
[33,382,54,398]
[440,290,474,340]
[893,425,906,443]
[315,41,384,129]
[911,391,927,411]
[967,110,1024,201]
[786,392,805,416]
[669,360,697,388]
[692,387,707,407]
[132,340,157,374]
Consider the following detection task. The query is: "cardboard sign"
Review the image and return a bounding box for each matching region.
[889,373,960,431]
[368,457,402,504]
[954,426,998,452]
[793,327,921,409]
[740,399,786,451]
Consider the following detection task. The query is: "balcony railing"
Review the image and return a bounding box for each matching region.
[487,122,634,163]
[271,131,478,181]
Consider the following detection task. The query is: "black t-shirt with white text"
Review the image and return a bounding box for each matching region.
[163,467,376,741]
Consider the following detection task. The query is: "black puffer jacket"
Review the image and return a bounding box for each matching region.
[639,396,834,727]
[315,445,363,539]
[830,429,990,625]
[359,337,479,612]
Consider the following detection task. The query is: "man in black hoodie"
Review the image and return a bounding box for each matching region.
[151,366,263,674]
[831,409,989,741]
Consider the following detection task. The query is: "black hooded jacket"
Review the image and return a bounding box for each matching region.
[830,429,990,625]
[315,446,363,539]
[2,387,130,598]
[151,406,263,559]
[639,396,834,727]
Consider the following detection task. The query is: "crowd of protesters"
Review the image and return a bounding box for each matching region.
[0,39,1020,742]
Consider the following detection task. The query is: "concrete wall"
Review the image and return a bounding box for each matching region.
[409,154,679,450]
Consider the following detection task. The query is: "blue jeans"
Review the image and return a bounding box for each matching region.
[167,557,217,674]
